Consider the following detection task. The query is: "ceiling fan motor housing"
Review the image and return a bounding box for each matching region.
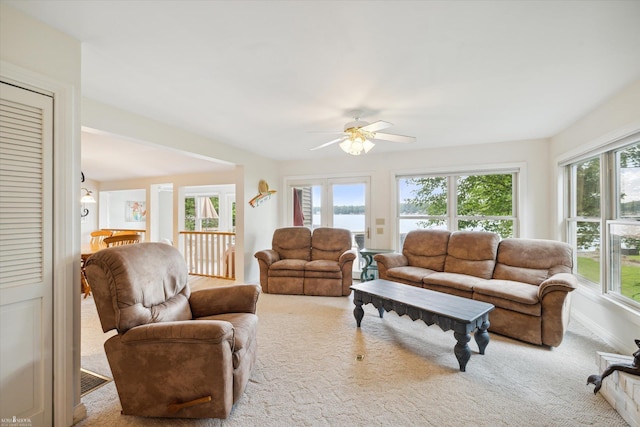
[344,120,369,132]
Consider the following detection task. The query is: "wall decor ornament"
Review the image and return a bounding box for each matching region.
[249,180,277,207]
[125,200,146,222]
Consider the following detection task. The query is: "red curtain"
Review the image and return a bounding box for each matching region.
[293,188,304,226]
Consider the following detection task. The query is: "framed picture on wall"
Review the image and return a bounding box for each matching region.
[125,200,146,222]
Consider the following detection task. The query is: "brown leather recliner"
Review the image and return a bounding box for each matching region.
[84,242,260,419]
[254,227,357,296]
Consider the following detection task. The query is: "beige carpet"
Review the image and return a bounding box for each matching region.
[79,288,628,426]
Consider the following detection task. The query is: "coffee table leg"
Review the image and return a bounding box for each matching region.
[353,301,364,327]
[474,320,490,355]
[454,332,471,372]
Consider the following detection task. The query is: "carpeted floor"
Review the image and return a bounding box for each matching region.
[79,286,628,426]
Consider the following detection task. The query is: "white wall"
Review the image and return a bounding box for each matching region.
[1,3,82,425]
[82,99,280,282]
[278,137,551,248]
[550,78,640,355]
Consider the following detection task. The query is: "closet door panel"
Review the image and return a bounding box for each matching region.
[0,82,53,427]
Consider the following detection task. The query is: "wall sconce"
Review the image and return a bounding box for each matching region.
[80,171,96,217]
[81,188,96,217]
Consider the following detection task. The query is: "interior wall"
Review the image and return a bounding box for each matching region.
[550,78,640,355]
[277,137,551,249]
[81,99,280,283]
[0,3,82,425]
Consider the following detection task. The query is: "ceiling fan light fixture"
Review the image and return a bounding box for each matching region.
[339,137,375,156]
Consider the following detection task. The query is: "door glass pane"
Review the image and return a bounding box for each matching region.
[332,183,365,248]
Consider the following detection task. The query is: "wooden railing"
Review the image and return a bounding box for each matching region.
[180,231,236,279]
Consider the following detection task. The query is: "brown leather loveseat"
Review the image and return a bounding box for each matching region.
[374,229,577,347]
[85,242,260,419]
[254,227,357,296]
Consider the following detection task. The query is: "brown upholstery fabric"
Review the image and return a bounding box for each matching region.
[272,227,311,260]
[311,227,351,261]
[493,238,572,284]
[85,242,192,333]
[85,242,260,419]
[402,229,450,271]
[255,227,356,296]
[444,231,499,279]
[375,231,577,347]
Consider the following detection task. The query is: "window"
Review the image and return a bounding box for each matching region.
[566,156,601,285]
[564,136,640,309]
[397,171,518,245]
[184,195,219,231]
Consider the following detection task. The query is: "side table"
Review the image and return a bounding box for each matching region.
[359,248,394,282]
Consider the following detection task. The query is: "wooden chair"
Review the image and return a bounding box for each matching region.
[82,230,113,298]
[104,234,141,247]
[90,230,112,246]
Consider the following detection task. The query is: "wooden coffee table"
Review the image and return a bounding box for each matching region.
[350,279,494,372]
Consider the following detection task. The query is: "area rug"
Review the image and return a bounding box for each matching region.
[78,291,628,426]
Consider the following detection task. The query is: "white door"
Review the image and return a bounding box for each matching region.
[0,82,53,426]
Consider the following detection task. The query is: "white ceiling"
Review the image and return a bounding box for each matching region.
[7,1,640,181]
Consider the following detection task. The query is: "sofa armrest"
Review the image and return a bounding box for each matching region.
[121,320,234,345]
[538,273,577,299]
[374,253,408,269]
[339,249,357,265]
[254,249,280,266]
[189,284,261,317]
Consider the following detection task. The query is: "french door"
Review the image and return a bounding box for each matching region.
[288,176,371,275]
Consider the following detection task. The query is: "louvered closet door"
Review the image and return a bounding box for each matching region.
[0,82,53,426]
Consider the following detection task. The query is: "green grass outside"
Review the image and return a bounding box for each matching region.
[577,256,640,303]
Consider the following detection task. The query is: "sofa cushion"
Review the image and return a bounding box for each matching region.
[269,259,307,275]
[402,229,450,271]
[311,227,352,261]
[493,238,572,285]
[422,272,487,293]
[473,279,541,316]
[386,266,435,286]
[273,227,312,261]
[305,259,342,273]
[444,231,499,279]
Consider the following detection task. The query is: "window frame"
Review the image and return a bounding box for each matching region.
[561,131,640,311]
[395,167,520,248]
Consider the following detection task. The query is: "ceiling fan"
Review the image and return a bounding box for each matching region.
[310,115,416,155]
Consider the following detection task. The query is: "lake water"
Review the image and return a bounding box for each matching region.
[315,214,420,234]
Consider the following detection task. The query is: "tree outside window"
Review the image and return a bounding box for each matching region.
[399,172,515,239]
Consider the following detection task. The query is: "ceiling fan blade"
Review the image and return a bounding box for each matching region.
[372,132,416,143]
[360,120,393,132]
[310,137,346,151]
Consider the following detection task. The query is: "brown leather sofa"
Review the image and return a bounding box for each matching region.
[254,227,357,296]
[374,229,577,347]
[85,242,260,419]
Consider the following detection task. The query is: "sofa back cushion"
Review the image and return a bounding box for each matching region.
[494,238,573,285]
[85,243,192,334]
[444,231,500,279]
[402,229,451,271]
[311,227,352,261]
[273,227,312,261]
